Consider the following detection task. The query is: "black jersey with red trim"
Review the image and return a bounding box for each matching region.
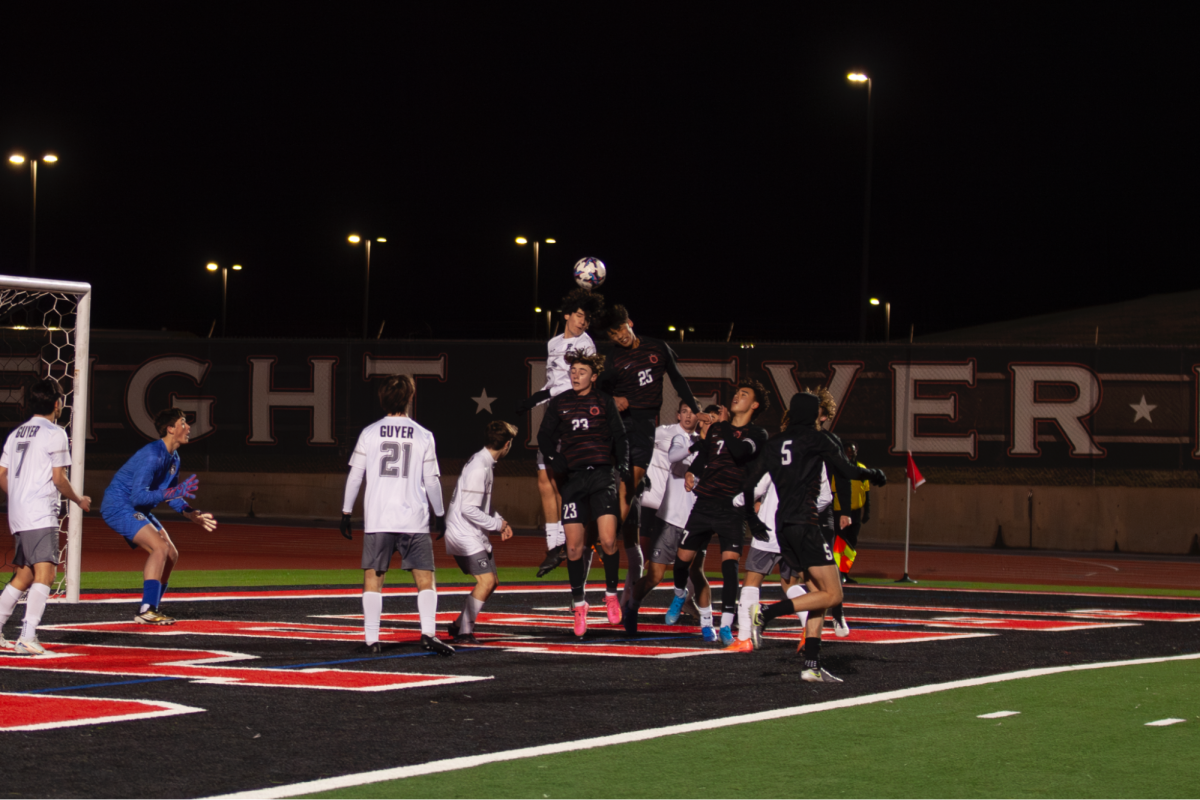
[741,425,880,529]
[691,421,768,500]
[538,388,629,473]
[600,336,699,417]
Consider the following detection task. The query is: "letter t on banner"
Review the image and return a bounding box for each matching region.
[898,453,925,584]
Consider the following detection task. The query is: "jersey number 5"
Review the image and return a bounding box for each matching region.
[781,440,792,465]
[380,441,412,478]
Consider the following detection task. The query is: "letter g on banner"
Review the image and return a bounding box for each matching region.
[126,356,214,440]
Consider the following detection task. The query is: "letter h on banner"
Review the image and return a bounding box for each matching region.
[247,357,338,444]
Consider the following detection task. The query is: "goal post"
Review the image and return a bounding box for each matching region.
[0,275,91,603]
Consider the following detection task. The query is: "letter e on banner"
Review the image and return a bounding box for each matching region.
[890,361,977,457]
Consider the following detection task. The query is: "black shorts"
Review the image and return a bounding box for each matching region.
[623,416,654,470]
[681,497,745,555]
[778,523,835,572]
[639,503,663,541]
[838,509,862,549]
[561,467,620,525]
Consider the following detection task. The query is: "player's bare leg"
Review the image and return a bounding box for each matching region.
[617,465,646,522]
[0,562,55,653]
[132,524,179,625]
[536,468,567,576]
[594,514,624,624]
[753,564,843,680]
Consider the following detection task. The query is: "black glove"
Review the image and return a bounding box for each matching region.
[869,468,887,487]
[638,473,652,496]
[432,515,446,540]
[862,507,871,524]
[515,397,535,415]
[339,513,353,540]
[747,514,770,542]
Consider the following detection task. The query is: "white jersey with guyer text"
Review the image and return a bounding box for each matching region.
[1,416,70,534]
[642,423,682,511]
[656,429,699,529]
[348,416,442,533]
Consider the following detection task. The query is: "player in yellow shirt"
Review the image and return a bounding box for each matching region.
[828,440,870,636]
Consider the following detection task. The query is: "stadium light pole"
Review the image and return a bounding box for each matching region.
[206,262,243,337]
[870,297,891,343]
[8,152,58,277]
[349,235,387,340]
[847,72,873,343]
[516,237,555,337]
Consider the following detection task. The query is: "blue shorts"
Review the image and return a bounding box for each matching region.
[102,505,163,549]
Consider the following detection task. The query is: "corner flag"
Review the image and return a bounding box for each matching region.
[906,453,926,489]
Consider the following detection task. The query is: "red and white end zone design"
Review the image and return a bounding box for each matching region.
[0,692,203,732]
[0,642,490,692]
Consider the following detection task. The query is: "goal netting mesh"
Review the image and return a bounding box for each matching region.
[0,276,91,602]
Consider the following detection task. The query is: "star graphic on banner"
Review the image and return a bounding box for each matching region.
[472,389,496,414]
[1130,395,1157,423]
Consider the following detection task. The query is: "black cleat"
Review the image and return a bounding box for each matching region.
[354,642,384,654]
[451,632,480,645]
[536,544,567,578]
[447,619,461,639]
[843,575,858,584]
[421,634,456,656]
[622,603,638,636]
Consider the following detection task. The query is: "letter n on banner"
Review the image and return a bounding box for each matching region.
[890,361,977,457]
[248,357,338,445]
[1008,363,1103,457]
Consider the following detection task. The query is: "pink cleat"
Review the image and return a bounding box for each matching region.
[573,602,590,637]
[605,594,621,624]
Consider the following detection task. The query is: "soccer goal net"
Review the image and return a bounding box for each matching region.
[0,276,91,603]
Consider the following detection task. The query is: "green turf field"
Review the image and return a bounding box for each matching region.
[75,569,1200,598]
[297,658,1200,799]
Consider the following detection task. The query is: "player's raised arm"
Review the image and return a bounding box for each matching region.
[661,341,700,414]
[819,434,886,486]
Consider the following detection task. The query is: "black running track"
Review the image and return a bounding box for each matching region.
[3,582,1200,799]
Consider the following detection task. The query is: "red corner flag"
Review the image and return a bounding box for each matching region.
[906,453,926,489]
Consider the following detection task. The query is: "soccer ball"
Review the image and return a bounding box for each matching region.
[573,257,607,290]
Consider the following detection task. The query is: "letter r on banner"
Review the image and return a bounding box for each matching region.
[1008,363,1103,457]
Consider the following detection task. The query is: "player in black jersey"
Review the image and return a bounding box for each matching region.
[598,305,700,605]
[745,392,886,682]
[537,352,630,637]
[664,379,770,646]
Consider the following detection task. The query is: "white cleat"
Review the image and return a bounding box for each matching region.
[15,637,46,656]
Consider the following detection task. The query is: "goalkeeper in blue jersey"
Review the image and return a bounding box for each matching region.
[100,408,216,625]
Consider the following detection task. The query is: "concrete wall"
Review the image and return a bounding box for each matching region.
[83,471,1200,556]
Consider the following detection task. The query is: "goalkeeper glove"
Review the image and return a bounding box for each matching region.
[747,514,771,542]
[339,513,353,540]
[163,474,198,501]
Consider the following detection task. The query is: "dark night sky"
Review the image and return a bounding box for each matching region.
[0,5,1191,343]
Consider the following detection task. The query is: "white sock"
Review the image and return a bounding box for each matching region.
[362,591,383,645]
[738,586,759,641]
[545,523,556,549]
[698,604,713,628]
[624,546,644,596]
[674,586,687,599]
[553,522,566,548]
[0,584,22,629]
[21,583,51,641]
[787,584,808,627]
[460,595,484,634]
[417,589,438,637]
[721,611,735,630]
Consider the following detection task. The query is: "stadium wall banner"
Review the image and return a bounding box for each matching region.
[3,335,1199,475]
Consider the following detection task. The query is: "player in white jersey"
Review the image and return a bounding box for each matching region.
[444,421,517,644]
[516,288,603,577]
[622,402,714,637]
[341,374,453,656]
[0,379,91,655]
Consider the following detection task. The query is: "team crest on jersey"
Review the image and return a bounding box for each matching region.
[133,513,146,521]
[649,355,659,364]
[169,465,176,475]
[590,405,601,416]
[477,558,490,568]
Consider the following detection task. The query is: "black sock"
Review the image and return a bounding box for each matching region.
[567,557,586,602]
[672,555,691,591]
[601,551,621,593]
[804,637,822,669]
[720,559,739,615]
[762,597,796,624]
[831,603,844,620]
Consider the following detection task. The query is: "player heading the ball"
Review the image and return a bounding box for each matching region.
[100,408,216,626]
[0,379,92,655]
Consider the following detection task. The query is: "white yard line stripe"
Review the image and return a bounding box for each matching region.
[205,652,1200,799]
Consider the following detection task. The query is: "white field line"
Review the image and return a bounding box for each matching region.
[206,652,1200,800]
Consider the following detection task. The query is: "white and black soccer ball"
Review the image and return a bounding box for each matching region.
[573,257,607,290]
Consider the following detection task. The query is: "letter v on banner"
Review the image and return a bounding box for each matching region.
[761,362,862,430]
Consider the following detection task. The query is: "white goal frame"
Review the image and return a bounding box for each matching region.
[0,275,91,603]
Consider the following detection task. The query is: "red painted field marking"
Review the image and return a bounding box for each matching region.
[0,643,489,692]
[0,692,204,731]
